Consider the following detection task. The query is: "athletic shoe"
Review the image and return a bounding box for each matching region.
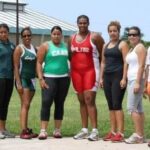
[103,132,115,141]
[111,133,124,142]
[27,128,38,138]
[0,132,5,139]
[88,130,99,141]
[125,133,144,144]
[20,129,32,139]
[53,129,62,138]
[2,130,15,138]
[38,129,48,140]
[73,129,88,140]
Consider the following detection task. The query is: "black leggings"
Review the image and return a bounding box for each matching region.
[0,78,14,120]
[41,77,70,121]
[103,71,126,110]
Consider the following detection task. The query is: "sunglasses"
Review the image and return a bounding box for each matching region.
[128,33,139,37]
[22,34,31,38]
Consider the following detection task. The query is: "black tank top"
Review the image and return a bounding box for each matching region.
[104,40,123,73]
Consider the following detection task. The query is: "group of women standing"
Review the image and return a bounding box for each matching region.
[0,14,149,146]
[0,24,71,140]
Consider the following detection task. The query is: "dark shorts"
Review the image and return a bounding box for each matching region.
[15,78,36,91]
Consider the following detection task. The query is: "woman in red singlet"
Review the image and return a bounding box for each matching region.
[68,15,104,141]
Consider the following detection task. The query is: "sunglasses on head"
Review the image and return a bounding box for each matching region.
[22,34,31,38]
[128,33,139,37]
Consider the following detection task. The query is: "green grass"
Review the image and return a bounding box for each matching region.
[7,83,150,138]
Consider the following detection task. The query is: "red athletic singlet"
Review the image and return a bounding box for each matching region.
[70,32,100,93]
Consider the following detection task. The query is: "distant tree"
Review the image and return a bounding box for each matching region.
[143,41,150,48]
[121,27,129,41]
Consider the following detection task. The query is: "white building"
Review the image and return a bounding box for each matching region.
[0,0,77,45]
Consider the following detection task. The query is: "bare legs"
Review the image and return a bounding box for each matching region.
[109,110,124,133]
[0,120,5,131]
[115,110,124,133]
[77,91,97,129]
[77,94,88,128]
[18,89,35,130]
[131,112,144,136]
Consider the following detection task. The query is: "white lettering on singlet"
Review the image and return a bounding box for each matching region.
[51,50,68,56]
[24,56,35,60]
[71,46,89,52]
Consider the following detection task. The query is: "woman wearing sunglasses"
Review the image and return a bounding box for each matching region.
[125,26,146,144]
[13,27,38,139]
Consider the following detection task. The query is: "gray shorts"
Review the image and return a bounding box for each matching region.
[127,79,144,114]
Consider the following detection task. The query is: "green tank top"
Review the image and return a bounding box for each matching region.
[43,41,69,77]
[20,44,36,79]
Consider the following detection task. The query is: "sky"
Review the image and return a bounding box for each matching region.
[25,0,150,42]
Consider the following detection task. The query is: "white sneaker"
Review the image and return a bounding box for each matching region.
[0,132,5,139]
[2,130,15,138]
[73,129,88,140]
[88,130,99,141]
[125,133,144,144]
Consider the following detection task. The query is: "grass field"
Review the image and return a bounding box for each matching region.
[7,82,150,138]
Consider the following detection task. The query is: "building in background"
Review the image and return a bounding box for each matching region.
[0,0,77,46]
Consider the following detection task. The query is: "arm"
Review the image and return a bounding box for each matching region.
[92,32,105,63]
[36,42,49,89]
[119,41,129,89]
[67,36,72,61]
[144,65,149,95]
[92,32,105,87]
[99,44,106,88]
[144,48,150,89]
[134,43,147,93]
[13,45,23,93]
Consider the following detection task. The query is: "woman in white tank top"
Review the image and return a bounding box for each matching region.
[125,26,146,144]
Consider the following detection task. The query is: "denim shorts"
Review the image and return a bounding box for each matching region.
[127,79,144,114]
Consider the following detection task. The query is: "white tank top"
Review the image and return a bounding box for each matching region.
[126,46,139,81]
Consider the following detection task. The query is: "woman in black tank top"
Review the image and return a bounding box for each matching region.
[100,21,129,142]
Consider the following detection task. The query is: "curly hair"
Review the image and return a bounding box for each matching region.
[107,21,121,33]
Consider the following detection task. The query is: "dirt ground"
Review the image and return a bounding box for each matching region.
[0,137,149,150]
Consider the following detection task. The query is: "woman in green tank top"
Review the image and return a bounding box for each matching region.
[37,26,70,139]
[14,27,38,139]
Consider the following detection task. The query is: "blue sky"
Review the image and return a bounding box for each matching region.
[25,0,149,42]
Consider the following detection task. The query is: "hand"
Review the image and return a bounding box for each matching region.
[134,82,140,93]
[17,84,23,94]
[99,79,104,88]
[120,79,126,89]
[143,86,147,95]
[39,79,49,89]
[143,87,150,101]
[143,93,147,99]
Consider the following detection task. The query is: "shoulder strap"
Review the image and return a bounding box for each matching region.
[33,45,37,53]
[18,44,25,57]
